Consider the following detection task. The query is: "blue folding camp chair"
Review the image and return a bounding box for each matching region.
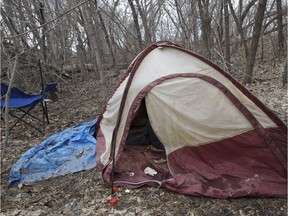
[1,82,58,133]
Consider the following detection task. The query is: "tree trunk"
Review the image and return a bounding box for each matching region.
[85,1,109,98]
[224,0,231,71]
[197,0,212,59]
[128,0,143,51]
[98,11,116,66]
[244,0,267,84]
[135,0,151,45]
[228,1,249,58]
[175,0,189,46]
[2,54,19,161]
[76,44,87,81]
[276,0,285,56]
[2,0,24,50]
[191,0,199,50]
[283,60,287,86]
[38,1,47,62]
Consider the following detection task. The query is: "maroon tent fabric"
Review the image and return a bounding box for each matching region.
[95,41,287,199]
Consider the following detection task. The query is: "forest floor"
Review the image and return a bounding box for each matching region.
[0,54,287,216]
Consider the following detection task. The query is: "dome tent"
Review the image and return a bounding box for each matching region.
[95,41,287,199]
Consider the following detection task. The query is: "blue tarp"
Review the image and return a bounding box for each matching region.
[8,119,97,186]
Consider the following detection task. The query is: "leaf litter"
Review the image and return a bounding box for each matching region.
[1,57,287,215]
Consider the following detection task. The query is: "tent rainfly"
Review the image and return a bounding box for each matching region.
[95,41,287,199]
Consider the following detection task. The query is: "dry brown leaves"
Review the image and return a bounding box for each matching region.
[1,57,287,215]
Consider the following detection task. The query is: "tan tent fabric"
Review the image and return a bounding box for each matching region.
[99,76,129,164]
[96,42,287,199]
[146,77,254,154]
[98,46,276,166]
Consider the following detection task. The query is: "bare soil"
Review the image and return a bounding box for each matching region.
[1,57,287,216]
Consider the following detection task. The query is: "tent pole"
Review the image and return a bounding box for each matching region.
[110,128,117,197]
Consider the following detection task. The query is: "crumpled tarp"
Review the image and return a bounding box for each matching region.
[8,119,97,186]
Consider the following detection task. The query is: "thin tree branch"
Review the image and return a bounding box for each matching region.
[1,54,19,163]
[2,0,92,40]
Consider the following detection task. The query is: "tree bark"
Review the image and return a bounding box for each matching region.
[175,0,189,46]
[276,0,285,56]
[38,1,47,62]
[224,0,231,70]
[283,60,287,86]
[128,0,143,51]
[2,54,19,161]
[197,0,212,59]
[191,0,199,50]
[244,0,267,84]
[135,0,151,44]
[98,11,116,66]
[228,1,249,58]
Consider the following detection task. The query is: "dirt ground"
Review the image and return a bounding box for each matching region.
[1,56,287,215]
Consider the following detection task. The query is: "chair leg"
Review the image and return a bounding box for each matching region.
[18,105,40,119]
[9,105,37,129]
[41,100,50,134]
[42,101,49,124]
[3,102,49,134]
[8,111,43,133]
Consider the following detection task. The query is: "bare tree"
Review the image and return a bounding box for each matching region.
[128,0,143,51]
[135,0,151,44]
[283,59,287,86]
[244,0,267,84]
[276,0,285,56]
[197,0,212,59]
[174,0,189,46]
[228,0,257,58]
[98,10,116,66]
[78,1,108,97]
[1,54,19,162]
[190,0,199,50]
[224,0,231,70]
[38,1,47,62]
[1,0,286,89]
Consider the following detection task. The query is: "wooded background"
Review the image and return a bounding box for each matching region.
[1,0,287,96]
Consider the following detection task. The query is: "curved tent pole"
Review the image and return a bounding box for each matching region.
[109,42,174,196]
